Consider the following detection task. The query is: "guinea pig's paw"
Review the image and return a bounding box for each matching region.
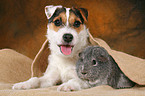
[12,77,39,90]
[57,82,81,92]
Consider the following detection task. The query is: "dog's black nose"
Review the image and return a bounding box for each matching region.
[63,34,73,43]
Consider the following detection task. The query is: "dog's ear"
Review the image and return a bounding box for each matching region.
[78,8,88,22]
[45,5,62,19]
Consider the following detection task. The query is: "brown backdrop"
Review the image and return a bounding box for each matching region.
[0,0,145,59]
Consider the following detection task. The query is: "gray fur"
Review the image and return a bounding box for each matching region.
[76,46,135,89]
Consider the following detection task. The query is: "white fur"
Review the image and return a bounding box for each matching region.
[12,77,39,90]
[12,5,90,91]
[45,5,62,19]
[66,8,70,26]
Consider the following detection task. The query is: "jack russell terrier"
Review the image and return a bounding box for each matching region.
[12,5,91,91]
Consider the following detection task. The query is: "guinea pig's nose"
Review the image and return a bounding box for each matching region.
[81,71,87,75]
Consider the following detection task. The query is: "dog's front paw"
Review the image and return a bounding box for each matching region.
[12,77,39,90]
[40,81,53,88]
[57,81,81,92]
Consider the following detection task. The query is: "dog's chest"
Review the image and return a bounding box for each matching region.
[49,54,78,81]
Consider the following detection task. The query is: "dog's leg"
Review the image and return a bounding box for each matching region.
[12,67,60,89]
[39,66,60,88]
[57,78,90,91]
[12,77,40,90]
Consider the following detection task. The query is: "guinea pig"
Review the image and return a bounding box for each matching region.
[76,46,135,89]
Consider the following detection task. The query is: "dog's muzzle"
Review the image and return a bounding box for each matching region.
[58,33,74,55]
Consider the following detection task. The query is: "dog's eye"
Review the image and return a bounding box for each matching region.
[54,19,62,26]
[73,21,81,28]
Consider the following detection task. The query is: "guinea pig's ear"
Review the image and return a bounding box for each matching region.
[98,56,108,62]
[45,5,62,19]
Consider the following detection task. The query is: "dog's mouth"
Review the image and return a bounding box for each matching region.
[58,45,74,55]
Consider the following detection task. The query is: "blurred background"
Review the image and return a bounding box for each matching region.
[0,0,145,59]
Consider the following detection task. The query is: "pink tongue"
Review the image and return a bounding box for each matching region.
[60,45,72,55]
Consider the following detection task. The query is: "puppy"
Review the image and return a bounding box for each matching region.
[12,5,91,91]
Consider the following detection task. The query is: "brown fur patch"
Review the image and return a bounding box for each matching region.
[69,12,84,33]
[49,12,67,32]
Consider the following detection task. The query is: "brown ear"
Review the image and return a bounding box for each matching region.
[31,39,50,77]
[72,7,88,23]
[78,8,88,22]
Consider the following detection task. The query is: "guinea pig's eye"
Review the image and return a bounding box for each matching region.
[92,60,98,66]
[54,19,62,26]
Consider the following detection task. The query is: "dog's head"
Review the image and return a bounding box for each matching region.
[45,5,89,57]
